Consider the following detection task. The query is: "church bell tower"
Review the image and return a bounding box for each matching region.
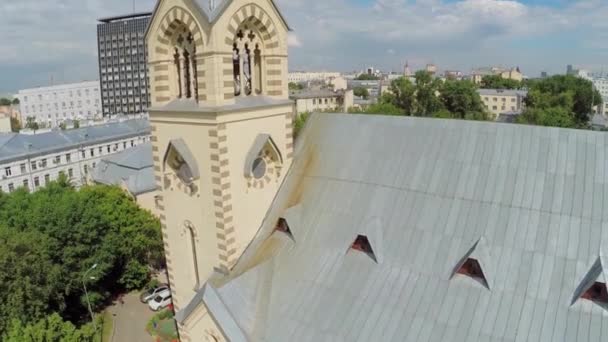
[145,0,292,339]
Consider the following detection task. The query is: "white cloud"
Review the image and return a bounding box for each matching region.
[288,32,302,47]
[2,0,608,92]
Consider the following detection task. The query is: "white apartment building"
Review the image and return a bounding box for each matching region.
[17,81,102,128]
[478,89,528,118]
[289,89,354,114]
[288,71,341,83]
[0,119,150,193]
[578,71,608,114]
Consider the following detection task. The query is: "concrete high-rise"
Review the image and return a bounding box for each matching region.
[97,12,152,116]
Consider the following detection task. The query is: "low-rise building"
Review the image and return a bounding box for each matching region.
[290,89,354,114]
[478,89,527,118]
[288,71,341,83]
[0,114,12,133]
[0,119,150,193]
[17,81,102,128]
[471,67,523,84]
[91,142,158,215]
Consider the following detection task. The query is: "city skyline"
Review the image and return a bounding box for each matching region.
[2,0,608,94]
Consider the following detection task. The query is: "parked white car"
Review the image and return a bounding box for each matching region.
[140,284,169,303]
[148,289,172,311]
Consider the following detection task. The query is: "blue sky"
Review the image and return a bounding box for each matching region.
[1,0,607,94]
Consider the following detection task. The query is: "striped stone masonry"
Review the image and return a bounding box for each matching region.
[209,125,238,272]
[285,112,294,159]
[150,6,205,106]
[149,125,179,299]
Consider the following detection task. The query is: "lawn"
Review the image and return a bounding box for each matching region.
[146,309,178,342]
[101,310,114,342]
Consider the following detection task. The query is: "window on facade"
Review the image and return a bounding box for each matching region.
[31,161,37,171]
[44,174,50,184]
[23,179,29,189]
[81,151,86,158]
[172,27,199,101]
[90,149,95,157]
[20,164,26,174]
[8,183,14,192]
[492,106,497,110]
[84,165,88,174]
[34,177,40,187]
[40,159,47,168]
[233,27,263,97]
[131,140,134,147]
[68,169,73,178]
[66,154,71,163]
[54,156,61,165]
[4,167,11,177]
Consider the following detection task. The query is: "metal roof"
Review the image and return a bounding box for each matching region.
[196,114,608,341]
[0,119,150,164]
[98,12,152,23]
[91,142,156,196]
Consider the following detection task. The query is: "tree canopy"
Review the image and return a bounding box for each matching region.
[355,74,380,81]
[0,98,12,106]
[480,75,522,90]
[517,75,602,128]
[0,176,163,336]
[353,86,369,99]
[371,72,489,121]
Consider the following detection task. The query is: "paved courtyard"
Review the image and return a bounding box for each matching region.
[106,292,155,342]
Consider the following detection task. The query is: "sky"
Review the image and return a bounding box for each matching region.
[1,0,608,95]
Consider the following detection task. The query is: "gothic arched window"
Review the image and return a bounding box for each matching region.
[172,25,199,101]
[233,27,263,97]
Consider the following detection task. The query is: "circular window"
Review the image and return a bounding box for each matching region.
[252,157,266,179]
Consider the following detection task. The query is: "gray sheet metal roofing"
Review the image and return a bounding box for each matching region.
[91,142,156,196]
[197,114,608,341]
[0,119,150,164]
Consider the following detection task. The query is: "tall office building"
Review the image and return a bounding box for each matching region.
[97,12,152,116]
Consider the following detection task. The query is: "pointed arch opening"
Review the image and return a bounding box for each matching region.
[571,255,608,309]
[163,139,200,186]
[244,134,283,189]
[168,22,199,101]
[232,20,266,97]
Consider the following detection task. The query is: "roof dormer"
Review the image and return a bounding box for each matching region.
[451,237,492,290]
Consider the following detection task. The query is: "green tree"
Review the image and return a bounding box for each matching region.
[353,87,369,99]
[0,181,162,335]
[3,313,99,342]
[25,116,39,131]
[73,120,80,129]
[294,112,309,139]
[355,74,380,81]
[0,98,11,106]
[414,71,443,116]
[521,75,602,127]
[288,82,304,91]
[363,102,404,116]
[480,75,521,90]
[387,77,416,115]
[10,117,21,132]
[439,79,486,119]
[11,98,19,105]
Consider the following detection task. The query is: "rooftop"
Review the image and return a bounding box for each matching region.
[98,12,152,23]
[478,89,528,97]
[189,114,608,341]
[91,143,156,195]
[0,119,150,164]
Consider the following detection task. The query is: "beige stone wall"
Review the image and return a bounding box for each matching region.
[480,94,522,116]
[135,190,161,217]
[146,0,292,339]
[295,97,339,113]
[0,115,11,133]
